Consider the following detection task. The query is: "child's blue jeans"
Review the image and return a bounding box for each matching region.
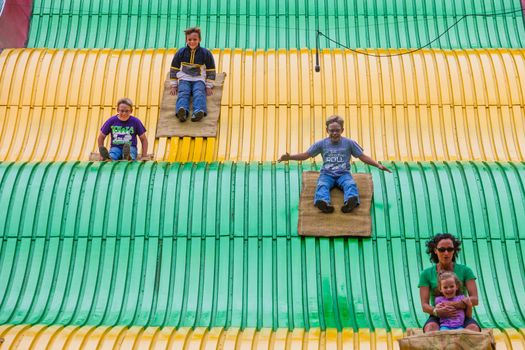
[314,172,359,205]
[109,146,137,160]
[176,80,207,115]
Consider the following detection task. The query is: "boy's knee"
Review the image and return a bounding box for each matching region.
[193,88,206,98]
[342,180,356,189]
[177,90,190,98]
[316,181,330,189]
[340,175,355,186]
[109,148,121,160]
[130,147,138,160]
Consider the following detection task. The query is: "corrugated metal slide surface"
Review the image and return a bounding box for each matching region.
[0,161,524,332]
[27,0,525,49]
[0,326,523,349]
[1,48,525,162]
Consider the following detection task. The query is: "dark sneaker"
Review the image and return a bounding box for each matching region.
[99,146,110,161]
[341,196,359,213]
[176,108,188,122]
[191,111,205,122]
[122,143,131,161]
[315,200,335,213]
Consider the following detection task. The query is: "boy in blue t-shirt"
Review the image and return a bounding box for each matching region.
[279,115,391,213]
[98,98,148,161]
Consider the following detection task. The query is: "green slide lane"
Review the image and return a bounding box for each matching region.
[27,0,525,49]
[1,161,524,240]
[0,161,523,330]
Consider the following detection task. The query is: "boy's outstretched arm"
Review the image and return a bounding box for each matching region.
[139,133,148,160]
[358,154,392,173]
[278,152,310,162]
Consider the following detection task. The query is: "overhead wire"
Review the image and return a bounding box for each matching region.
[316,8,524,58]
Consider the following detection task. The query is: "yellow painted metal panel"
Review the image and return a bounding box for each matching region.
[1,48,525,162]
[98,326,128,350]
[150,327,176,350]
[1,326,522,349]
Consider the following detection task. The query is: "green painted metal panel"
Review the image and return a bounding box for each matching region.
[0,236,523,330]
[27,0,525,49]
[0,161,525,240]
[0,161,524,331]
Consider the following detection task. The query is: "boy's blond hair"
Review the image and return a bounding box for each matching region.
[117,98,133,109]
[184,27,201,39]
[326,115,344,128]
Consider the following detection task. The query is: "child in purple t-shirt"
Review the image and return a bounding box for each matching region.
[98,98,148,161]
[278,115,391,213]
[435,271,473,330]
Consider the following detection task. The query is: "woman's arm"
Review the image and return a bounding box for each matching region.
[464,297,473,318]
[420,286,457,317]
[419,286,436,315]
[465,279,479,306]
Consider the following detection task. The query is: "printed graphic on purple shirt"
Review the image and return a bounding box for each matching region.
[100,116,146,148]
[435,295,466,328]
[307,137,363,176]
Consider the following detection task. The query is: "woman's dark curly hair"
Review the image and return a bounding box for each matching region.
[425,233,461,264]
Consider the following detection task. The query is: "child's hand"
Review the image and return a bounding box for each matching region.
[278,153,290,162]
[206,87,213,96]
[378,164,392,173]
[170,86,178,96]
[435,303,458,318]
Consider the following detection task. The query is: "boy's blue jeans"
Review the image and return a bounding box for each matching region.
[314,172,359,205]
[176,80,207,115]
[109,146,137,160]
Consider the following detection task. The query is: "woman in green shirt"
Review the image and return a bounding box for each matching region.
[418,233,481,332]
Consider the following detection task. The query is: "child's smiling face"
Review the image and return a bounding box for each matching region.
[117,103,132,121]
[326,122,343,143]
[186,32,201,49]
[440,277,458,298]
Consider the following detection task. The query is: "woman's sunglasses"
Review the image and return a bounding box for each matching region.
[437,247,455,252]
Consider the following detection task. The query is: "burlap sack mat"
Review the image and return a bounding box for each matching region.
[399,329,495,350]
[298,171,373,237]
[156,72,226,138]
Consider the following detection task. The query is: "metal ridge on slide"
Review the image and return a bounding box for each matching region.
[27,0,525,49]
[1,48,525,162]
[0,326,523,349]
[0,161,523,330]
